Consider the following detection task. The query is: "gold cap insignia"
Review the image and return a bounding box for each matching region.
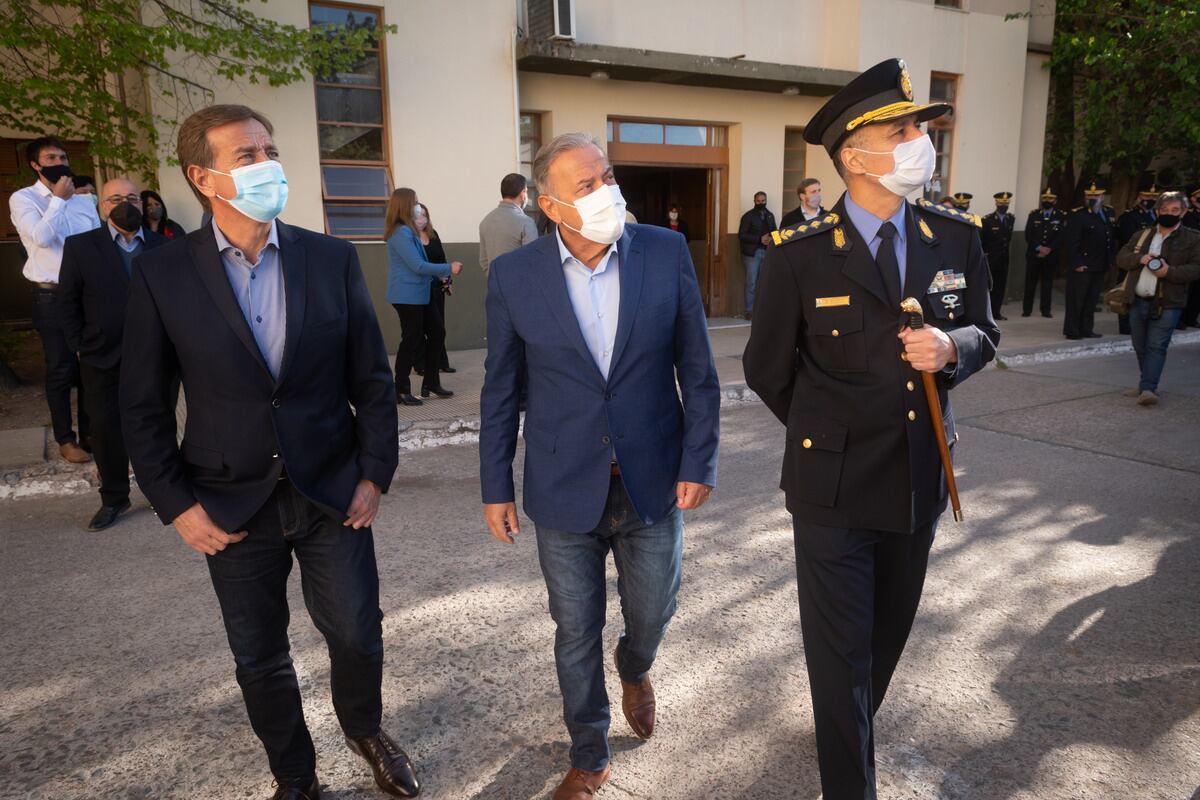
[898,60,913,101]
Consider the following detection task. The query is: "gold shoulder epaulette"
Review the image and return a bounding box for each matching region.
[770,213,841,247]
[915,198,982,228]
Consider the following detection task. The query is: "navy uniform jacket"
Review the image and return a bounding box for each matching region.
[1024,208,1068,258]
[1064,206,1117,272]
[59,225,168,370]
[980,210,1014,271]
[743,194,999,534]
[120,221,399,532]
[1117,206,1156,247]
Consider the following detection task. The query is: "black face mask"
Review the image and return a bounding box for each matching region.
[108,202,143,232]
[1141,200,1156,210]
[1041,201,1054,210]
[146,206,164,222]
[1157,214,1180,228]
[1087,199,1100,210]
[754,201,767,210]
[39,164,73,185]
[996,206,1009,215]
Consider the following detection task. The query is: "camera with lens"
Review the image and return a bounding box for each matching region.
[1146,257,1163,271]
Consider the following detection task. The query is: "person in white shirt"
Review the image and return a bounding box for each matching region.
[8,136,100,463]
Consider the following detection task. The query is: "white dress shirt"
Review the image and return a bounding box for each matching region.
[10,180,100,283]
[556,229,620,379]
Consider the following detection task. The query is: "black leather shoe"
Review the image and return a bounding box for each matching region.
[1084,332,1103,338]
[420,385,453,398]
[1042,313,1054,318]
[440,366,457,373]
[87,499,131,531]
[1021,312,1032,317]
[269,775,320,799]
[347,732,420,797]
[398,394,424,406]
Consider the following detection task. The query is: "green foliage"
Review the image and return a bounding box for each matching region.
[0,1,393,183]
[1037,0,1200,195]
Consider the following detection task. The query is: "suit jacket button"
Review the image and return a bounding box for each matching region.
[906,380,915,391]
[948,312,955,320]
[831,329,840,337]
[801,438,813,449]
[601,435,610,445]
[272,398,281,409]
[908,410,917,421]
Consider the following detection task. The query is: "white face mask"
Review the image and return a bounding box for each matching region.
[854,135,937,198]
[549,183,627,245]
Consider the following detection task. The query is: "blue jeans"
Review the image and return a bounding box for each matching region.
[1129,298,1182,393]
[535,476,684,772]
[206,480,384,782]
[743,248,766,315]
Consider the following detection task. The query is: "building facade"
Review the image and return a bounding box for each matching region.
[1,0,1055,349]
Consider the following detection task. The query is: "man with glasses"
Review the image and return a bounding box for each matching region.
[9,136,100,463]
[60,178,168,530]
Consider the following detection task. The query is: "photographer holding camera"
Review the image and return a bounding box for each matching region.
[1114,191,1200,405]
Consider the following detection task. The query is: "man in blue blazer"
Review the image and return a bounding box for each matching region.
[479,132,720,800]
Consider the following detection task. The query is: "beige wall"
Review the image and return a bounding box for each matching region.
[1014,52,1052,224]
[518,72,841,233]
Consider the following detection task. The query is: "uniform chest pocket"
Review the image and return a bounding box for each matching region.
[807,305,867,373]
[926,291,966,324]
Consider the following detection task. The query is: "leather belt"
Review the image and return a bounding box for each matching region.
[33,282,58,290]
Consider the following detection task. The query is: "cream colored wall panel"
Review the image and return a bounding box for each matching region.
[1014,52,1051,225]
[517,72,844,233]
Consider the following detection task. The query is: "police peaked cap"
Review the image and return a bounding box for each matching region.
[804,58,951,157]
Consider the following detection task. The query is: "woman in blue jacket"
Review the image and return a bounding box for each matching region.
[385,187,462,405]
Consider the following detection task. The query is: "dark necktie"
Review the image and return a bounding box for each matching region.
[875,221,901,306]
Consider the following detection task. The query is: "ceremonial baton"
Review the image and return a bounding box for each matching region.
[900,297,964,522]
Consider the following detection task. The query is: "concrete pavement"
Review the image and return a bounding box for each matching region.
[1,337,1198,799]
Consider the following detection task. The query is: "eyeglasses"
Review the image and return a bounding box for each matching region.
[103,194,141,205]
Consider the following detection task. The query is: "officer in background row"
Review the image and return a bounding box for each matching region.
[1063,183,1117,340]
[980,191,1015,319]
[1179,185,1200,329]
[1022,188,1067,318]
[952,191,973,212]
[743,57,999,800]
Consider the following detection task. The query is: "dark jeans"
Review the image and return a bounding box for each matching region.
[206,480,384,783]
[31,287,88,444]
[1129,298,1182,393]
[415,281,451,371]
[392,302,444,394]
[792,517,937,800]
[1063,269,1105,337]
[79,361,128,507]
[1022,256,1055,316]
[535,476,684,772]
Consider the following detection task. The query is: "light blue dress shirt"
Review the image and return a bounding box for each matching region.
[213,220,286,380]
[107,220,145,252]
[844,193,909,290]
[556,229,620,380]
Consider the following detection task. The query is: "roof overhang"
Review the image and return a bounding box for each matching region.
[516,38,856,97]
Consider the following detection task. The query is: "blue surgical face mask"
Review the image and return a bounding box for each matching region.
[208,159,288,222]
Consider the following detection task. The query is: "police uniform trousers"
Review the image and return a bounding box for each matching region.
[792,516,937,800]
[1063,269,1105,337]
[1022,255,1055,317]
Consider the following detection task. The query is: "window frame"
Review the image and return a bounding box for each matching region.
[310,0,392,240]
[781,126,807,215]
[925,72,959,202]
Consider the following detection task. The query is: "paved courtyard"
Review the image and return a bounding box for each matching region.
[1,342,1198,799]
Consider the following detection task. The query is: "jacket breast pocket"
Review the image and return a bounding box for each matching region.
[807,305,866,373]
[787,415,848,508]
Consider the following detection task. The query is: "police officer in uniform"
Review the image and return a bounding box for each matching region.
[981,191,1015,319]
[1063,183,1117,339]
[1179,186,1200,328]
[743,58,999,800]
[952,191,973,212]
[1022,188,1067,318]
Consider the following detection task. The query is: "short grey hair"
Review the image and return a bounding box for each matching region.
[1156,190,1187,213]
[532,132,605,195]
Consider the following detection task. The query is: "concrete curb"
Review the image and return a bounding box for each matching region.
[996,329,1200,368]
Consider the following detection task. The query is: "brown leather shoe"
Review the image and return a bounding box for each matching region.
[552,765,611,800]
[269,774,320,799]
[59,441,92,463]
[346,731,420,797]
[615,645,655,740]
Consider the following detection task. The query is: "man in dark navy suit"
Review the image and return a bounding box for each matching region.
[479,132,720,800]
[744,59,1000,800]
[120,105,415,800]
[60,177,167,531]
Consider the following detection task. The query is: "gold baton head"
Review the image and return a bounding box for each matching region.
[900,297,925,329]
